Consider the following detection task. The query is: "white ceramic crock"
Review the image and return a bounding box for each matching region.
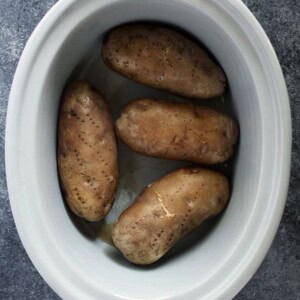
[6,0,291,299]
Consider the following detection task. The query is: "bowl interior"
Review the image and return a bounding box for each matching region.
[9,0,287,299]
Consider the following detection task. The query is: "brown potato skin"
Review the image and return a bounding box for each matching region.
[57,80,118,222]
[102,25,226,99]
[112,168,229,265]
[116,99,238,164]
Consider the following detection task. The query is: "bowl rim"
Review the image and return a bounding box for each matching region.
[5,0,291,299]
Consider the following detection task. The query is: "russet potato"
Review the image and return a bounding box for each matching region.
[102,24,226,99]
[116,98,238,164]
[57,80,118,221]
[112,168,229,265]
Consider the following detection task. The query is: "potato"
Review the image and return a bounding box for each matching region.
[112,168,229,264]
[116,99,238,164]
[102,24,226,99]
[57,80,118,222]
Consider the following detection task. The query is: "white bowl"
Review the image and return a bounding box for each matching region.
[6,0,291,299]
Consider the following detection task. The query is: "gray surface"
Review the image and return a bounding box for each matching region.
[0,0,299,299]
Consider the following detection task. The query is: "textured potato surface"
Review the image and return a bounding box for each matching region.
[116,99,238,164]
[57,81,118,221]
[112,168,229,265]
[102,24,226,99]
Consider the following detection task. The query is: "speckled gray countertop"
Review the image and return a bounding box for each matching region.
[0,0,299,299]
